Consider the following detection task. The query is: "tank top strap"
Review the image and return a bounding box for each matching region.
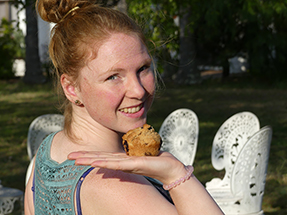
[75,167,95,215]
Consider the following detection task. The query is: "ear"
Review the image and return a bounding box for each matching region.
[61,74,80,104]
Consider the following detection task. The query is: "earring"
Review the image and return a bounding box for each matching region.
[75,100,82,106]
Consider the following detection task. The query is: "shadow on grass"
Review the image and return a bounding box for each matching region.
[1,78,287,214]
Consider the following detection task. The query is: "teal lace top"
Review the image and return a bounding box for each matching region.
[33,132,173,214]
[34,132,92,214]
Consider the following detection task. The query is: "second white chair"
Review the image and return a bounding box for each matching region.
[159,108,199,166]
[206,111,260,191]
[211,126,272,214]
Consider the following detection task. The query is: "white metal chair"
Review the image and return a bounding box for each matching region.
[27,114,65,160]
[211,126,272,214]
[206,111,260,191]
[0,181,23,215]
[159,108,199,166]
[25,114,64,185]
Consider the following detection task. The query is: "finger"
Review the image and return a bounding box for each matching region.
[68,151,93,159]
[68,151,126,160]
[74,155,131,166]
[90,158,144,174]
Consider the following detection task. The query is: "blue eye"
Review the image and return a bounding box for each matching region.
[138,65,150,73]
[107,75,118,81]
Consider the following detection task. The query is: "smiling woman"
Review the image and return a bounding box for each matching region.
[24,0,223,215]
[62,33,155,134]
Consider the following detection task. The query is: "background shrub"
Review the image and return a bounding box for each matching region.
[0,18,25,79]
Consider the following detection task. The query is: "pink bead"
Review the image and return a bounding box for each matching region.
[163,165,194,191]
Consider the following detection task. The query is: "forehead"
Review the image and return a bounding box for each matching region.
[89,33,149,71]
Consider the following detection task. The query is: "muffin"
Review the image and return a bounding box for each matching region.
[122,124,162,156]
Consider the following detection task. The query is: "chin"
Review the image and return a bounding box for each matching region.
[123,121,146,133]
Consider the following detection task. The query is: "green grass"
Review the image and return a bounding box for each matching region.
[1,75,287,214]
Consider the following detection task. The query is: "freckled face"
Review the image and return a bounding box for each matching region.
[77,33,155,133]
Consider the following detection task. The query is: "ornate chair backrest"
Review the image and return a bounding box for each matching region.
[27,114,64,160]
[211,111,260,186]
[230,126,272,214]
[159,108,199,166]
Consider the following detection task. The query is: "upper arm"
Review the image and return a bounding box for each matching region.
[80,168,177,215]
[24,159,35,215]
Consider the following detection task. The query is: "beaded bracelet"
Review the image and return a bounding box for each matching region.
[163,165,194,191]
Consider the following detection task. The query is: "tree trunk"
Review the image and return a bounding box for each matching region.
[23,0,46,84]
[222,58,230,78]
[175,6,201,85]
[161,48,178,83]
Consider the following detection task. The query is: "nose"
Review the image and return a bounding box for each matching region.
[125,74,146,99]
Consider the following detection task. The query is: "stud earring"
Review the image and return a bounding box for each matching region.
[75,100,82,106]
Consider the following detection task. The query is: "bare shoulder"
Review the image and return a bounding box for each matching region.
[80,168,177,215]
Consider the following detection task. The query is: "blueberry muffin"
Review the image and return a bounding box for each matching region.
[122,124,162,156]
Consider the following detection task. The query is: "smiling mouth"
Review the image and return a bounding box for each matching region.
[119,104,143,114]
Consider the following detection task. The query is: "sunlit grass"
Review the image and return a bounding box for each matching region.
[1,76,287,214]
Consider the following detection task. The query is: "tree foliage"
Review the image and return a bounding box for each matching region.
[9,0,287,82]
[195,0,287,77]
[127,0,180,75]
[127,0,287,79]
[0,18,25,79]
[11,0,121,84]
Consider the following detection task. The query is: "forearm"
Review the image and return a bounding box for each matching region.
[169,174,223,215]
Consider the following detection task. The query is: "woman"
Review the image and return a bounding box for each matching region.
[25,0,223,214]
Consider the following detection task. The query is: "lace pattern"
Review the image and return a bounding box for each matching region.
[34,132,91,214]
[159,108,199,165]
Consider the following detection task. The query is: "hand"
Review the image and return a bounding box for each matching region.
[68,151,187,185]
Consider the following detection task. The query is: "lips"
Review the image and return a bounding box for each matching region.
[119,104,143,114]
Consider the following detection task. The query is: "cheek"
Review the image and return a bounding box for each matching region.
[87,89,119,109]
[83,87,122,122]
[98,90,120,109]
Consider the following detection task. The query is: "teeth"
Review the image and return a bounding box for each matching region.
[120,105,141,113]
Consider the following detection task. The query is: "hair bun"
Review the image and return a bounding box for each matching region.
[36,0,95,23]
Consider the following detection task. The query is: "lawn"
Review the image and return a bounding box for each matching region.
[0,75,287,214]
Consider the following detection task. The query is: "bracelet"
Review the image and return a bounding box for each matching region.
[163,165,194,191]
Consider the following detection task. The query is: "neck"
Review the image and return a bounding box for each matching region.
[68,109,124,153]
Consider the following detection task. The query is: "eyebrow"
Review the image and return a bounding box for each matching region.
[103,56,152,75]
